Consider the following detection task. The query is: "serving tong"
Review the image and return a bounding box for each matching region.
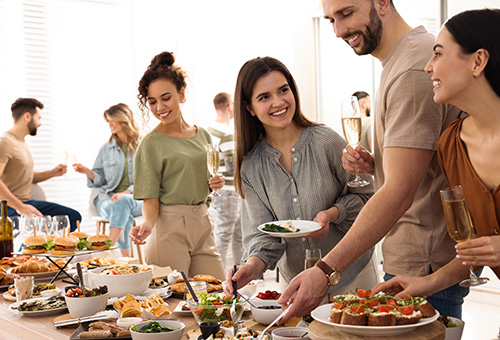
[230,265,238,322]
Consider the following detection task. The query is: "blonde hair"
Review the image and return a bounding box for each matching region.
[103,103,140,152]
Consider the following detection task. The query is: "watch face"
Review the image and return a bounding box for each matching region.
[329,272,342,286]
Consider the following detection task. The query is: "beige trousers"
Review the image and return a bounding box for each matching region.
[144,204,226,280]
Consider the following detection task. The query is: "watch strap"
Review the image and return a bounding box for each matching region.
[315,259,334,276]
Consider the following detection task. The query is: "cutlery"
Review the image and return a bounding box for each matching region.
[230,265,238,322]
[76,262,85,291]
[181,271,198,303]
[237,293,258,308]
[258,307,289,340]
[53,310,118,327]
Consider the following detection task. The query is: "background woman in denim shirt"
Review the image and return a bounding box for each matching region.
[74,103,143,256]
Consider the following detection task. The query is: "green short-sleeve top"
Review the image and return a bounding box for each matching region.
[133,127,212,205]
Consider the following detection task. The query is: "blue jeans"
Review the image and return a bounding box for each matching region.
[8,200,81,232]
[95,194,143,250]
[384,272,470,319]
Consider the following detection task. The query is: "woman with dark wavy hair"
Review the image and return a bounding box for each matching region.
[226,57,377,298]
[129,51,225,279]
[374,8,500,298]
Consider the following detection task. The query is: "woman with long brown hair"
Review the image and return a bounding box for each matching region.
[226,57,377,298]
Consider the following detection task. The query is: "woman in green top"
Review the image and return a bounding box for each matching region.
[130,51,226,279]
[74,103,143,257]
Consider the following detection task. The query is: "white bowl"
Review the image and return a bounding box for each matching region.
[64,292,109,318]
[250,299,282,325]
[444,317,465,340]
[117,317,143,328]
[238,281,258,297]
[88,264,153,297]
[131,319,185,340]
[272,327,309,340]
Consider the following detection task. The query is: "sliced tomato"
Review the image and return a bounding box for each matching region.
[212,301,222,305]
[378,305,395,313]
[356,289,371,298]
[350,304,365,313]
[398,306,414,315]
[225,309,231,318]
[194,308,202,314]
[363,299,378,307]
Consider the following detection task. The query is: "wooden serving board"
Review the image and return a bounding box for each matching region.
[308,320,446,340]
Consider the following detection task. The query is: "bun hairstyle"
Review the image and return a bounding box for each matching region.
[445,8,500,97]
[137,51,188,119]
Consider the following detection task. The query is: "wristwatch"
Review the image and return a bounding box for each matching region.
[315,259,342,286]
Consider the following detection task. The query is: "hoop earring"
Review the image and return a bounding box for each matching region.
[181,99,186,103]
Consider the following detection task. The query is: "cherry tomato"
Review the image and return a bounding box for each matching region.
[398,306,414,315]
[356,289,371,298]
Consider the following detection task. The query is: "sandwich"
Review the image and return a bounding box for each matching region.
[69,231,90,250]
[22,235,50,254]
[87,234,113,250]
[51,236,78,255]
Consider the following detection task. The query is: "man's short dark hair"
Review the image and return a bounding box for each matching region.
[352,91,369,101]
[11,98,44,121]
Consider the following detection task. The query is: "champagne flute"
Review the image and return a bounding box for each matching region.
[305,249,322,270]
[440,185,489,287]
[341,96,370,187]
[206,144,221,197]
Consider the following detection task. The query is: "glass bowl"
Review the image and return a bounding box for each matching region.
[186,294,245,324]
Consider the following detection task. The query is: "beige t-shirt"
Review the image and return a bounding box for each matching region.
[0,131,34,201]
[374,26,461,276]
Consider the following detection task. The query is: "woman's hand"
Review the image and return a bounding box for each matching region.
[371,275,433,298]
[129,220,154,245]
[111,190,131,202]
[342,145,374,175]
[73,163,94,180]
[456,235,500,268]
[224,264,255,297]
[308,208,338,238]
[209,174,225,191]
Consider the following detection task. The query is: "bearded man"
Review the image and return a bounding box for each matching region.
[278,0,466,320]
[0,98,81,231]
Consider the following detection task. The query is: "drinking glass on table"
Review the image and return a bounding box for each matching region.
[440,185,489,287]
[38,215,53,235]
[206,144,221,197]
[341,96,370,188]
[52,215,70,236]
[21,215,39,237]
[305,249,322,270]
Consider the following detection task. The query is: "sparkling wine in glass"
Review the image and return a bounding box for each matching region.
[206,144,221,197]
[305,249,322,270]
[341,96,370,187]
[440,185,489,287]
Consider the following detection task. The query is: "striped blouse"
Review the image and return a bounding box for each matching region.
[240,124,374,290]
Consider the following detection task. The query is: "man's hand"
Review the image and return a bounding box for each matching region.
[456,235,500,268]
[51,163,67,177]
[16,203,42,217]
[111,190,131,202]
[342,145,374,175]
[276,266,328,324]
[129,221,154,245]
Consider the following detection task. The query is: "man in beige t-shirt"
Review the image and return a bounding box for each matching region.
[279,0,465,321]
[0,98,81,231]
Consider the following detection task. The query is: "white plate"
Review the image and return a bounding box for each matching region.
[172,300,192,315]
[257,220,321,238]
[8,268,76,281]
[9,296,67,316]
[311,303,440,336]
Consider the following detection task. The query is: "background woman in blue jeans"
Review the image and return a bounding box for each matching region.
[74,103,143,256]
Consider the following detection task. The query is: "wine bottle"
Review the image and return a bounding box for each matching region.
[0,200,14,258]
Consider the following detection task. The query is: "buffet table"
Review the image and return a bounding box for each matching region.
[0,279,199,340]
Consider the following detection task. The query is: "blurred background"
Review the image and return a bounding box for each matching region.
[0,0,498,290]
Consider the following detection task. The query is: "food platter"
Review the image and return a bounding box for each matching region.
[69,322,131,340]
[9,296,68,316]
[257,220,321,238]
[311,303,440,336]
[7,268,68,280]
